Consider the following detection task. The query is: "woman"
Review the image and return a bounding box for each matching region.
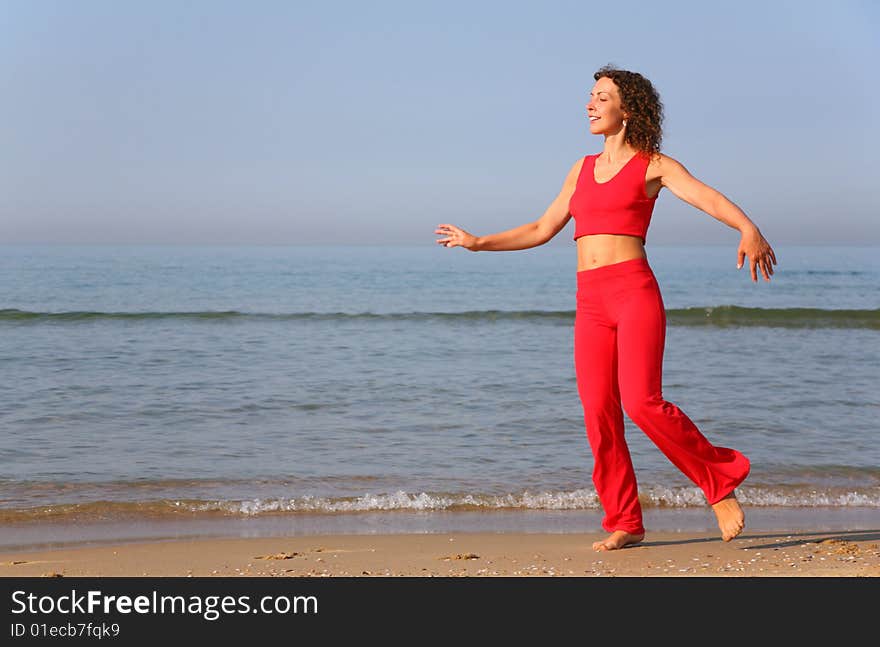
[434,66,777,552]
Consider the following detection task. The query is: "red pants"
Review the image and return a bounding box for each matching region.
[575,257,750,535]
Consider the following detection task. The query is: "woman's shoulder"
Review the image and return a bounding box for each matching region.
[645,151,677,165]
[568,153,597,174]
[645,152,688,174]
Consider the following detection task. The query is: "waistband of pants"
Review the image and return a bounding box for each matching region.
[577,256,651,282]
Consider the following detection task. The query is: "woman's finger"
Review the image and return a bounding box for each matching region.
[761,252,773,276]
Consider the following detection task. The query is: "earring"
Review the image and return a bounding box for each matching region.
[623,119,628,127]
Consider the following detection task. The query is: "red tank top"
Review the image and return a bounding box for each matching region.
[569,152,657,244]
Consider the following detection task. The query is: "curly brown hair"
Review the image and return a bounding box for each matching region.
[594,65,664,157]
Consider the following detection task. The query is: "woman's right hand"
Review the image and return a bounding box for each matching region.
[435,224,479,251]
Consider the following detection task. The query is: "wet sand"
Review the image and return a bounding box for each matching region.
[2,529,878,577]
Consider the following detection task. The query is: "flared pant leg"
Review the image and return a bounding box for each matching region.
[575,268,644,535]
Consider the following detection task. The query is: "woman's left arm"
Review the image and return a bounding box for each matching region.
[657,155,778,282]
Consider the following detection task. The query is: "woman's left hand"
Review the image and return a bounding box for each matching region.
[737,228,777,282]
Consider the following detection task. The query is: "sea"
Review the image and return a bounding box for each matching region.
[1,243,878,549]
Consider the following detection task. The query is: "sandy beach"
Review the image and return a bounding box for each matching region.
[2,528,878,578]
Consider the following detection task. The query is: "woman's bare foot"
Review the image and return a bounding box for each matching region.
[592,530,645,552]
[712,492,745,541]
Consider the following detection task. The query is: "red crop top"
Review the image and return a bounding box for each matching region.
[569,152,657,244]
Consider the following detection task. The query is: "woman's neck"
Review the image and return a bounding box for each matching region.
[600,134,635,164]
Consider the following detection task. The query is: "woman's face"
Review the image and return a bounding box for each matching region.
[586,76,627,135]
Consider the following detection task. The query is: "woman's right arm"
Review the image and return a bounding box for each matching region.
[435,158,583,252]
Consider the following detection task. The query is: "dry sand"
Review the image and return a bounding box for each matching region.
[2,529,878,577]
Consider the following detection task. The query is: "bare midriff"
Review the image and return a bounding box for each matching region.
[575,233,647,271]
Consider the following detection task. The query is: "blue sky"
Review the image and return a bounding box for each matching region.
[1,0,877,245]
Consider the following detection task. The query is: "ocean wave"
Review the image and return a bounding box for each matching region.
[1,306,877,329]
[2,485,877,523]
[665,306,880,329]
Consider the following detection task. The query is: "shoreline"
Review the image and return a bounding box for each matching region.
[1,528,878,578]
[1,508,878,577]
[1,507,878,553]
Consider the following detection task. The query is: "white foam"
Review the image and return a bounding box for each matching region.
[737,487,879,507]
[199,489,604,515]
[184,485,880,516]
